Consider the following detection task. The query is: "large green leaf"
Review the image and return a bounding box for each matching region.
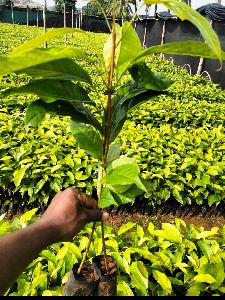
[129,62,173,91]
[118,222,136,235]
[0,47,86,77]
[2,79,93,104]
[25,100,102,134]
[193,274,216,284]
[134,41,225,64]
[13,167,27,187]
[70,121,103,160]
[130,261,148,296]
[144,0,222,62]
[116,22,142,80]
[117,281,134,296]
[10,27,87,56]
[103,23,122,70]
[152,270,172,295]
[16,58,92,84]
[197,241,213,260]
[98,187,118,208]
[106,143,120,165]
[103,21,142,81]
[102,156,146,191]
[109,81,164,142]
[152,223,182,243]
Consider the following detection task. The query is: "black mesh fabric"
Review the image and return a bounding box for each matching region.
[197,3,225,23]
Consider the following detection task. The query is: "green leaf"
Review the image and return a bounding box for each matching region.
[25,100,102,133]
[20,208,38,224]
[144,0,222,63]
[56,245,68,260]
[208,194,221,206]
[3,79,93,104]
[41,250,57,265]
[110,80,164,142]
[31,274,47,290]
[0,47,85,77]
[197,241,213,260]
[115,22,142,80]
[153,223,182,243]
[94,238,103,256]
[106,143,120,165]
[193,274,216,284]
[129,62,173,91]
[111,184,144,204]
[103,23,122,70]
[103,21,142,80]
[186,283,207,296]
[98,187,118,208]
[17,58,92,84]
[130,261,148,296]
[10,27,87,56]
[196,227,219,239]
[67,243,82,259]
[110,252,130,275]
[209,262,225,290]
[152,270,172,295]
[118,222,136,235]
[117,281,134,296]
[70,121,102,160]
[13,167,27,187]
[102,156,146,191]
[134,41,225,65]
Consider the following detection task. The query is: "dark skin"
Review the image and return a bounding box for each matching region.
[0,187,109,295]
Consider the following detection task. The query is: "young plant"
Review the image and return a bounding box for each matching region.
[0,0,224,279]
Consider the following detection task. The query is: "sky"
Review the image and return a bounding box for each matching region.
[37,0,225,11]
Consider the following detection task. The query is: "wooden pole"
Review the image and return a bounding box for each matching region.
[197,20,213,75]
[43,0,47,48]
[11,1,14,28]
[26,5,29,27]
[64,1,67,44]
[36,6,39,27]
[76,11,78,28]
[71,7,74,37]
[160,20,166,59]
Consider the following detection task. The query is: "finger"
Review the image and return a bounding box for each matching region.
[76,191,98,209]
[85,208,109,222]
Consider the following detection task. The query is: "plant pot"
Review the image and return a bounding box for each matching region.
[92,255,118,296]
[62,261,99,296]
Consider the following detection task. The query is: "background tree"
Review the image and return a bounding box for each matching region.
[55,0,77,13]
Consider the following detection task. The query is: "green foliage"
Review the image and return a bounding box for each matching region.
[2,212,225,296]
[1,22,225,208]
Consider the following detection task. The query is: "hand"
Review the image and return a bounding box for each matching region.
[37,187,109,243]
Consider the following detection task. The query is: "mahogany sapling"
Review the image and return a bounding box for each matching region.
[0,0,224,283]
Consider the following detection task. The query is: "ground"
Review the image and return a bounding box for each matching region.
[105,210,225,231]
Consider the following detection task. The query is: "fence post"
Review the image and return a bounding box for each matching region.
[43,0,47,48]
[36,6,39,27]
[64,1,67,44]
[11,1,15,28]
[71,7,74,37]
[26,5,29,27]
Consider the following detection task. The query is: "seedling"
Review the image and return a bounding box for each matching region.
[0,0,224,294]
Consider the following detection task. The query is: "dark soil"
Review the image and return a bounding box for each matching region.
[73,263,98,282]
[105,197,225,231]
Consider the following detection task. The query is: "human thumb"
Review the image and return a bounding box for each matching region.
[85,208,109,222]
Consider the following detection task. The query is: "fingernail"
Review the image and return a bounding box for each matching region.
[102,212,110,221]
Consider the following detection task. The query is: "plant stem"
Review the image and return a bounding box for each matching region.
[77,221,96,275]
[77,0,116,276]
[99,0,117,275]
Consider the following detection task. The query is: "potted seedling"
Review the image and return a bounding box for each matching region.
[0,0,224,296]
